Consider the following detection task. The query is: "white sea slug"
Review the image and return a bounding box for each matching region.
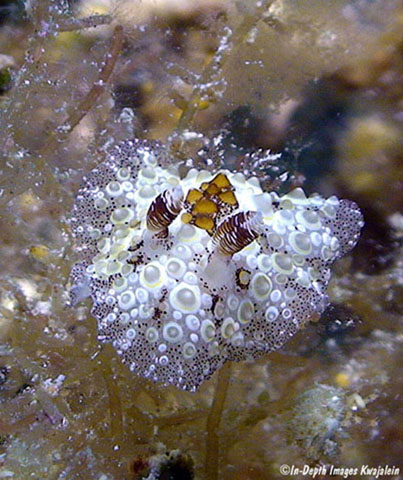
[69,139,364,391]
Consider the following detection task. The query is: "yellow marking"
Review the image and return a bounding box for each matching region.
[206,183,220,195]
[198,99,210,110]
[195,216,215,232]
[218,190,238,206]
[186,188,203,204]
[30,245,50,263]
[141,80,154,94]
[335,372,350,388]
[238,270,250,285]
[212,173,231,189]
[201,182,209,191]
[192,198,218,215]
[181,212,193,224]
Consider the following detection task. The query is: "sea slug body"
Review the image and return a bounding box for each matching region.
[69,139,364,391]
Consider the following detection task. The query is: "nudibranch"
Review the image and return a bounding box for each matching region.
[70,139,363,391]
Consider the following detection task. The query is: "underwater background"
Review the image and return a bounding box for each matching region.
[0,0,402,478]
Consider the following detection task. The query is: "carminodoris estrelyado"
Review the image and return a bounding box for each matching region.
[70,139,363,391]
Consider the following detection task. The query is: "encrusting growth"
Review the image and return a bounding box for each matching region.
[69,139,364,391]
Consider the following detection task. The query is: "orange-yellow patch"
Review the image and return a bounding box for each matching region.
[206,183,220,195]
[195,216,215,232]
[192,198,218,215]
[213,173,231,189]
[219,190,238,206]
[186,189,203,204]
[181,212,193,224]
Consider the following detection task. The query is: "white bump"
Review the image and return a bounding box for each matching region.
[296,210,321,230]
[183,271,197,285]
[190,333,199,343]
[183,342,197,359]
[140,262,166,289]
[257,254,272,272]
[310,232,322,247]
[139,304,152,319]
[322,232,332,246]
[277,209,294,225]
[237,300,254,324]
[285,287,297,300]
[106,181,123,197]
[173,244,192,259]
[246,254,258,270]
[128,272,138,284]
[284,187,307,203]
[163,321,184,343]
[272,253,294,274]
[111,207,134,225]
[97,237,111,254]
[292,254,305,266]
[201,294,212,308]
[138,185,156,199]
[289,231,312,255]
[144,265,159,283]
[275,273,288,285]
[159,255,168,265]
[119,313,130,325]
[169,283,201,313]
[121,180,134,192]
[221,317,236,339]
[116,167,130,181]
[200,320,215,343]
[139,166,156,182]
[327,195,340,207]
[159,355,169,366]
[231,331,245,347]
[251,273,272,300]
[118,291,136,310]
[178,224,198,242]
[296,270,311,287]
[94,197,109,210]
[185,315,200,331]
[227,294,239,311]
[270,289,282,303]
[330,237,340,252]
[267,232,283,249]
[135,288,149,304]
[273,222,287,235]
[321,246,334,261]
[106,260,122,275]
[166,258,186,279]
[105,295,115,306]
[308,267,320,280]
[126,328,136,340]
[265,306,279,322]
[321,204,336,218]
[192,243,204,254]
[282,308,292,319]
[113,277,128,292]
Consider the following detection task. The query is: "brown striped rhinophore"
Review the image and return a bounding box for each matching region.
[213,211,263,256]
[146,186,184,237]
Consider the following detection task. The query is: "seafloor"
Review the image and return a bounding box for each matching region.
[0,1,402,479]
